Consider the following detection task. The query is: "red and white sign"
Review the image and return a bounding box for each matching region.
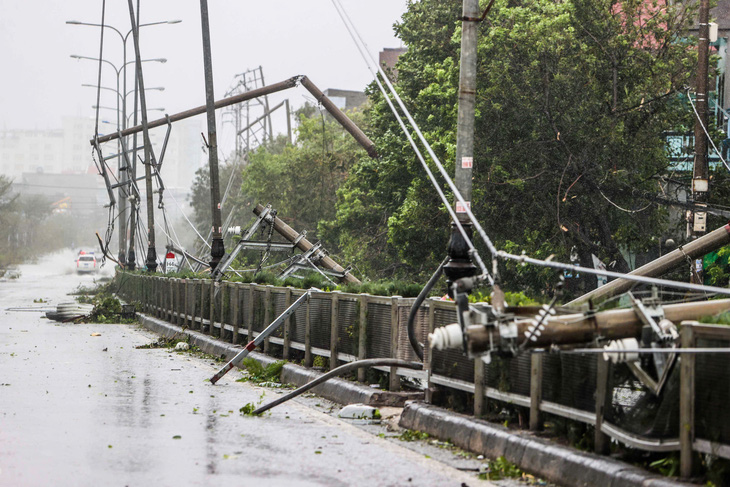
[461,156,473,169]
[456,201,471,213]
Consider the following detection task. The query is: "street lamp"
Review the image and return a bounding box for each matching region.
[82,84,164,107]
[68,18,179,271]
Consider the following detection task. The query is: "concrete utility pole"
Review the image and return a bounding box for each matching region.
[127,0,141,271]
[200,0,225,271]
[691,0,711,283]
[128,0,157,272]
[444,0,479,290]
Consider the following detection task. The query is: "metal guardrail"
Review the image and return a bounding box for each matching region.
[116,274,730,477]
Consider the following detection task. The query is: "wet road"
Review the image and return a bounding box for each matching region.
[0,253,493,487]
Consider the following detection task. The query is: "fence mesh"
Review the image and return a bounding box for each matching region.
[695,337,730,444]
[366,301,391,359]
[337,298,359,357]
[309,296,331,350]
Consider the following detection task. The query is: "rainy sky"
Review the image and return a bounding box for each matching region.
[0,0,408,136]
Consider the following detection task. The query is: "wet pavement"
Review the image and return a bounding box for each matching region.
[0,252,502,487]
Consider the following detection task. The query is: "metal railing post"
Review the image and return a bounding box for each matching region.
[595,356,610,454]
[232,283,241,344]
[425,300,436,403]
[304,292,312,367]
[357,294,368,382]
[389,296,401,391]
[529,354,543,430]
[680,324,696,478]
[263,286,271,354]
[330,291,340,371]
[283,288,292,359]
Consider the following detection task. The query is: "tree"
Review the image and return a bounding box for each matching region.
[237,104,370,240]
[326,0,699,295]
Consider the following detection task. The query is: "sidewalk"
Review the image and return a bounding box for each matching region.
[139,313,691,487]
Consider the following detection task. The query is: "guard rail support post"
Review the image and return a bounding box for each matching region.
[263,286,272,354]
[247,284,255,342]
[330,291,340,371]
[191,280,199,329]
[201,280,208,332]
[357,294,368,382]
[159,277,164,319]
[146,276,151,314]
[232,283,241,344]
[174,279,181,325]
[389,296,401,391]
[184,280,191,327]
[153,277,158,317]
[180,279,187,326]
[304,292,313,367]
[474,356,485,418]
[220,282,228,340]
[283,288,292,359]
[163,277,168,319]
[149,277,154,316]
[595,356,610,454]
[425,299,436,403]
[169,278,175,322]
[209,281,216,336]
[529,353,543,430]
[680,324,696,478]
[156,277,162,318]
[142,277,147,313]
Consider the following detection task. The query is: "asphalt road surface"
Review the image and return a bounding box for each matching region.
[0,252,504,487]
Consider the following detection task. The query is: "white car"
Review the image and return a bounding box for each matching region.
[76,254,98,274]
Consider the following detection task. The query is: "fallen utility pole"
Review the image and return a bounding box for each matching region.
[210,289,315,384]
[91,76,378,160]
[464,298,730,354]
[299,76,378,159]
[568,223,730,306]
[92,77,298,145]
[253,203,361,284]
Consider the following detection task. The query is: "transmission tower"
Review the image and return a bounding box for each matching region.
[223,66,276,159]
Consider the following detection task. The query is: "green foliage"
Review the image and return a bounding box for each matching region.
[236,358,285,384]
[649,454,679,478]
[312,356,328,369]
[698,311,730,326]
[398,430,430,442]
[73,281,138,324]
[338,280,425,298]
[323,0,698,296]
[239,403,260,416]
[479,456,523,481]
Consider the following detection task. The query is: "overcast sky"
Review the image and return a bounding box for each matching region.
[0,0,408,138]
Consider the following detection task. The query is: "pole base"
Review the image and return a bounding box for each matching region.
[209,237,225,272]
[146,246,158,273]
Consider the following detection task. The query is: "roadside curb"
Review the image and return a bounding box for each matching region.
[399,401,689,487]
[137,313,421,407]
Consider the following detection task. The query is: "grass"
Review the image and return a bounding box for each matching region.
[236,358,285,384]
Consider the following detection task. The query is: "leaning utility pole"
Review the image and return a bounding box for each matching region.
[691,0,711,283]
[444,0,479,290]
[127,0,157,272]
[126,0,141,271]
[200,0,225,271]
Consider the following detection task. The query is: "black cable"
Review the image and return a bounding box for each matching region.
[252,358,423,415]
[407,256,449,361]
